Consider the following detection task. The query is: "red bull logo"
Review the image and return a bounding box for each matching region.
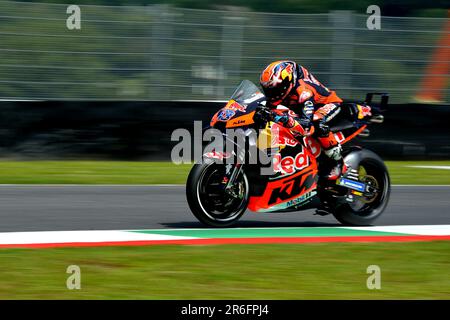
[271,123,298,147]
[273,150,309,175]
[225,100,247,112]
[357,104,372,119]
[281,63,293,81]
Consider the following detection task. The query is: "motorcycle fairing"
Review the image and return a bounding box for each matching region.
[206,80,373,213]
[247,143,319,212]
[210,84,265,129]
[254,190,318,213]
[225,111,256,128]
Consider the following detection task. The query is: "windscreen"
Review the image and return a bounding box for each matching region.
[229,80,266,106]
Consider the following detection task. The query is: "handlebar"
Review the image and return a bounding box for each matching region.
[364,92,389,112]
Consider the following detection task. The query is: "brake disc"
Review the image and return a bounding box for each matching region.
[360,175,379,204]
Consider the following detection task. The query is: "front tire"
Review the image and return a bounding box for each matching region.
[186,161,249,227]
[332,149,390,226]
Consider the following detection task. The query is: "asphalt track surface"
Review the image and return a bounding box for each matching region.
[0,185,448,232]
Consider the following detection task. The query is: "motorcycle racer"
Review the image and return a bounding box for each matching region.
[188,78,389,227]
[259,60,345,180]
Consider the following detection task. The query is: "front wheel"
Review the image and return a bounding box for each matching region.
[186,161,249,227]
[332,149,390,226]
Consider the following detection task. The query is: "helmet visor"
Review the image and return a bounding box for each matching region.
[262,81,293,105]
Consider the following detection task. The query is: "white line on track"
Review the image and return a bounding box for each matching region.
[407,165,450,170]
[0,225,449,246]
[130,224,450,233]
[347,225,450,236]
[1,225,447,234]
[0,230,195,244]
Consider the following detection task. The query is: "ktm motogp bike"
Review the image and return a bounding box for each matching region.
[186,80,390,227]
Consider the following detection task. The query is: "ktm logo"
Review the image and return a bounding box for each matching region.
[268,172,315,205]
[231,119,246,126]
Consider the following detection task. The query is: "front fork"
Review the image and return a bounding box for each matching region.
[224,163,244,198]
[222,130,254,199]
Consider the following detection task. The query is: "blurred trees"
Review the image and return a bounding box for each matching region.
[2,1,447,102]
[16,0,450,17]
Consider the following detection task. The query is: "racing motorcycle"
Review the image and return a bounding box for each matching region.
[186,80,390,227]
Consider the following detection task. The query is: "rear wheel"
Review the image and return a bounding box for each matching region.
[186,161,249,227]
[332,150,390,225]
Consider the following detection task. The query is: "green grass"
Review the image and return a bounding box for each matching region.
[0,160,448,185]
[385,161,450,185]
[0,241,449,299]
[0,161,191,185]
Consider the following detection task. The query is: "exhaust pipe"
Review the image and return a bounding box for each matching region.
[370,114,384,123]
[359,128,370,137]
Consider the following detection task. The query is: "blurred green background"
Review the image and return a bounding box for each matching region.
[0,1,448,301]
[1,1,448,102]
[0,160,448,184]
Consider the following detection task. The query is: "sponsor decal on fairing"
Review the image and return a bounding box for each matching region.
[217,109,236,121]
[224,100,247,112]
[338,178,366,192]
[273,149,309,175]
[257,190,317,212]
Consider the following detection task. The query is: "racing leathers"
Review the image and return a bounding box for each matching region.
[268,66,345,179]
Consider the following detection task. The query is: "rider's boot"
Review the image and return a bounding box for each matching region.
[323,145,347,180]
[316,126,346,181]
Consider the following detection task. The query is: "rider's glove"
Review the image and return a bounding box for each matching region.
[254,107,274,123]
[273,114,290,126]
[317,122,330,137]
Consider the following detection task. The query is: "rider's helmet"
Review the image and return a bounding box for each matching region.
[260,60,299,106]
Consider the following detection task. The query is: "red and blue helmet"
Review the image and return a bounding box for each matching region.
[260,60,299,105]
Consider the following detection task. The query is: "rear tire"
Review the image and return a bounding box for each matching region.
[332,149,390,226]
[186,161,249,227]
